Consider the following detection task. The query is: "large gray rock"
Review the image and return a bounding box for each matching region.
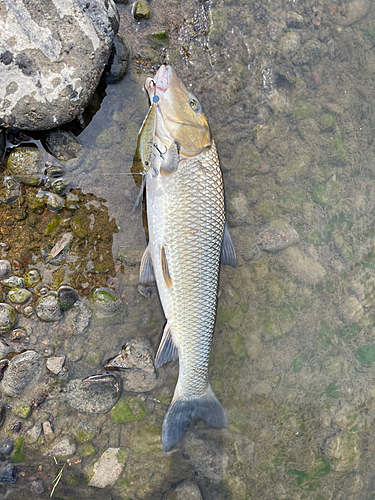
[0,0,119,130]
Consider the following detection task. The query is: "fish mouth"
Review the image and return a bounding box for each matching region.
[145,65,169,97]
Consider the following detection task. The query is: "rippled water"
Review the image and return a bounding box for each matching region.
[3,0,375,498]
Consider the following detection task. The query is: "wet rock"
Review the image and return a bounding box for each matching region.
[66,374,121,413]
[15,404,31,419]
[0,261,11,280]
[0,1,119,130]
[57,286,78,310]
[36,293,62,322]
[42,129,83,162]
[0,339,11,358]
[8,288,32,305]
[0,406,5,429]
[65,300,92,334]
[21,305,34,318]
[0,463,17,483]
[286,11,304,29]
[7,148,44,187]
[23,270,41,288]
[2,276,25,288]
[51,178,70,195]
[10,328,30,343]
[0,303,17,334]
[0,129,4,160]
[257,221,299,252]
[138,284,152,298]
[133,1,150,20]
[47,232,73,262]
[46,165,65,179]
[166,480,203,500]
[46,192,65,212]
[278,32,301,58]
[332,0,371,27]
[103,33,130,84]
[89,287,125,321]
[1,350,44,396]
[42,421,54,439]
[88,447,126,488]
[105,339,157,392]
[0,442,12,455]
[46,355,65,374]
[1,177,21,204]
[182,432,228,484]
[44,438,76,457]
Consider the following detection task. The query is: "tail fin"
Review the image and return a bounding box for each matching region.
[162,384,228,452]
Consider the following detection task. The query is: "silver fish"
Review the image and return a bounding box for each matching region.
[139,65,236,452]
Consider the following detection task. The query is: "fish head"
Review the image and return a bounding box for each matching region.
[145,65,211,156]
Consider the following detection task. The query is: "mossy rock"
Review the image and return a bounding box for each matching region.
[110,397,148,423]
[11,436,25,463]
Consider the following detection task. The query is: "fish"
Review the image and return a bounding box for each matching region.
[139,65,236,452]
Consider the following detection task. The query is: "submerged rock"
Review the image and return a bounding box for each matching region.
[1,276,25,289]
[105,338,157,392]
[57,286,78,310]
[182,432,228,484]
[44,439,76,457]
[1,350,44,396]
[36,293,62,322]
[89,287,125,321]
[65,300,92,334]
[166,480,203,500]
[7,148,44,187]
[88,447,126,488]
[66,374,121,413]
[0,463,17,483]
[0,303,17,334]
[42,129,83,162]
[0,0,119,130]
[46,355,65,375]
[257,221,299,252]
[133,1,150,20]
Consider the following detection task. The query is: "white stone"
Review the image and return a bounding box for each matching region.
[88,448,124,488]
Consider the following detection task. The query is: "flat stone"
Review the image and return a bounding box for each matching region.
[278,246,326,285]
[0,0,119,130]
[1,350,44,396]
[66,374,121,413]
[44,438,76,457]
[88,447,125,488]
[65,300,92,334]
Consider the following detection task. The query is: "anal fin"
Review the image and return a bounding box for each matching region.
[155,323,178,369]
[220,221,237,267]
[140,245,155,283]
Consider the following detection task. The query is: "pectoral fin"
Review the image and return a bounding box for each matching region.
[140,245,155,283]
[161,246,172,288]
[155,323,178,369]
[160,140,180,177]
[220,221,237,267]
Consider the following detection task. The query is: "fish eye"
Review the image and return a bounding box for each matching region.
[189,99,200,112]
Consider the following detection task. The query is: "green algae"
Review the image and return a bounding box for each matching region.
[45,216,61,236]
[292,101,313,120]
[325,381,340,399]
[11,436,25,463]
[338,323,361,340]
[110,397,148,423]
[355,344,375,366]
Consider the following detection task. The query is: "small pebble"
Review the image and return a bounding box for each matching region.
[36,293,62,322]
[42,421,54,436]
[10,328,29,343]
[46,355,65,374]
[0,303,17,334]
[23,269,41,287]
[0,261,11,280]
[0,442,13,454]
[21,305,34,317]
[133,0,150,20]
[0,463,17,483]
[2,276,24,288]
[8,288,32,305]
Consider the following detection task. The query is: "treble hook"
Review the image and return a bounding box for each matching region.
[153,143,167,159]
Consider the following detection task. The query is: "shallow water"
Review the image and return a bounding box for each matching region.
[3,0,375,498]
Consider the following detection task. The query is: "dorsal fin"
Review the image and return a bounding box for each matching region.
[161,246,172,288]
[155,323,178,369]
